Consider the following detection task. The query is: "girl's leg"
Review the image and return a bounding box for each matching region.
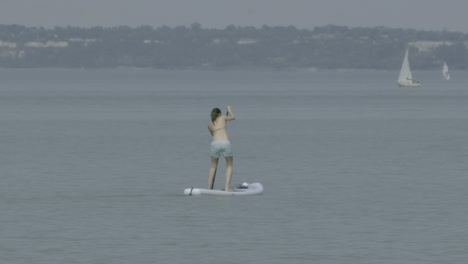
[208,157,218,189]
[224,156,233,191]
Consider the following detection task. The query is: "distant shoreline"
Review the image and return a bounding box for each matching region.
[1,24,467,70]
[0,66,458,72]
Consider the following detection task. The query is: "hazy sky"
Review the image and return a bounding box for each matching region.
[2,0,468,32]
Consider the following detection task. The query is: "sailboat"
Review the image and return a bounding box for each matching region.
[442,61,450,80]
[397,48,421,87]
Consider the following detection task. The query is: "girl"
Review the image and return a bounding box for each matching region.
[208,106,235,191]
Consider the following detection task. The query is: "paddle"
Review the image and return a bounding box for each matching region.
[210,167,216,189]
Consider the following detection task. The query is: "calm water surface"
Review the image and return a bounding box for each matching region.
[1,69,467,264]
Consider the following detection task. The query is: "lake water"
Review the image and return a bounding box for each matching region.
[1,68,467,264]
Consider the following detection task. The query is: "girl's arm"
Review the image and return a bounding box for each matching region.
[225,105,236,121]
[208,124,214,136]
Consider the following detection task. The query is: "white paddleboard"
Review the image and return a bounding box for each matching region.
[184,182,263,196]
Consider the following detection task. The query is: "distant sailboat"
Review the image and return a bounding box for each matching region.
[442,61,450,80]
[397,48,421,87]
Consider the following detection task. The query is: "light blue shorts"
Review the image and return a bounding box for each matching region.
[210,140,233,158]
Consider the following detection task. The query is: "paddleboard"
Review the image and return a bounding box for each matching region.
[184,182,263,196]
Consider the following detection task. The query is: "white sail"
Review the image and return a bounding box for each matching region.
[443,61,450,80]
[397,48,421,87]
[398,49,412,81]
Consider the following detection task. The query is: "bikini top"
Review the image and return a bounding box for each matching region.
[212,127,226,133]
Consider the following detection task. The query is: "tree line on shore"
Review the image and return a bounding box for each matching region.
[0,23,467,70]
